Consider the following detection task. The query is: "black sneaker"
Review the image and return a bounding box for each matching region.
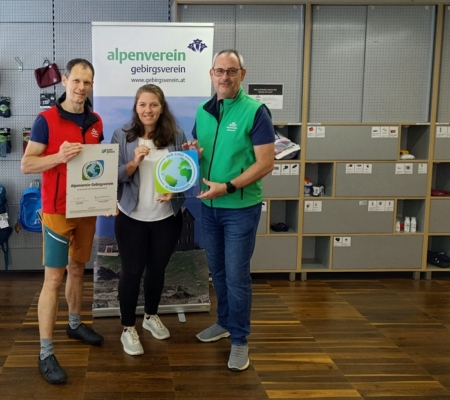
[38,355,67,384]
[66,323,104,345]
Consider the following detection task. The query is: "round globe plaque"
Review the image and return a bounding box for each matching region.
[155,151,199,193]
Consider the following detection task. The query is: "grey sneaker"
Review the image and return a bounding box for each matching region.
[196,323,230,343]
[228,344,249,371]
[142,315,170,340]
[121,327,144,356]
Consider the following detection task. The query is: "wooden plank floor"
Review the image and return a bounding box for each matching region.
[2,271,450,399]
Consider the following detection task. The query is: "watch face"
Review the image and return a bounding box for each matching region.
[226,182,236,194]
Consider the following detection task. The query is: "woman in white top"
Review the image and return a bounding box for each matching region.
[111,84,187,356]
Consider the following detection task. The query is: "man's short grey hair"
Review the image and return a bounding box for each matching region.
[212,50,244,69]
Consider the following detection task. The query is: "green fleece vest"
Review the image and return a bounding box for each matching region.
[196,88,268,208]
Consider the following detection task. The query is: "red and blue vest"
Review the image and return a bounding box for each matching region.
[40,103,103,213]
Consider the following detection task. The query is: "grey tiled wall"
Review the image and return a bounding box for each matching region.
[0,0,169,268]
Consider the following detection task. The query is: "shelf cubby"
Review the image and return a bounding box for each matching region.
[332,235,423,270]
[257,200,268,235]
[304,162,333,197]
[303,199,394,234]
[252,237,298,271]
[431,162,450,192]
[434,125,450,160]
[427,236,450,270]
[335,162,428,197]
[305,125,398,161]
[274,124,301,161]
[400,125,430,160]
[269,200,299,234]
[301,236,330,270]
[429,198,450,233]
[396,199,426,233]
[262,162,300,198]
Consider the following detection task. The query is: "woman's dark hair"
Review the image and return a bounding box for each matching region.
[125,84,179,148]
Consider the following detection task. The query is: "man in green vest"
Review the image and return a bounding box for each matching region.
[183,49,275,371]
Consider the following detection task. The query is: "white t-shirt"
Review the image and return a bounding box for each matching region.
[119,138,173,221]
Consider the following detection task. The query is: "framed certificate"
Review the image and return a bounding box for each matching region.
[66,144,118,218]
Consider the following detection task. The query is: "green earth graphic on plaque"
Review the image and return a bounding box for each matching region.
[82,160,104,180]
[155,150,199,193]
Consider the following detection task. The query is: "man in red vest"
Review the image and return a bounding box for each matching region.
[21,58,104,384]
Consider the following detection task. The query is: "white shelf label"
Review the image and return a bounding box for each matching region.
[342,237,351,247]
[436,126,448,138]
[281,164,290,175]
[404,163,413,174]
[389,126,399,138]
[334,237,343,247]
[363,164,372,174]
[272,165,281,175]
[376,201,386,212]
[307,126,316,137]
[395,163,405,174]
[313,201,322,212]
[368,200,377,212]
[386,200,394,212]
[381,126,389,138]
[304,201,313,212]
[371,126,381,138]
[261,201,267,212]
[418,163,427,174]
[355,164,363,174]
[346,163,355,174]
[316,126,325,138]
[290,164,299,175]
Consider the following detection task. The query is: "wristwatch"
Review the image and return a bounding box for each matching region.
[225,181,236,194]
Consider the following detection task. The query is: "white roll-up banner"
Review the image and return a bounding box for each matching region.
[91,22,214,317]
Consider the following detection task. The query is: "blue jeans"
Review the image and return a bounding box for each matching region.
[201,202,262,345]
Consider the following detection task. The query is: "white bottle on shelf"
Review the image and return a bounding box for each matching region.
[396,219,401,232]
[404,216,410,232]
[410,217,417,233]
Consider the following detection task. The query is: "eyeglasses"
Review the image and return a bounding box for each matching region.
[212,68,241,77]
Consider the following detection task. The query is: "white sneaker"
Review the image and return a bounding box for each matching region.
[142,315,170,340]
[121,326,144,356]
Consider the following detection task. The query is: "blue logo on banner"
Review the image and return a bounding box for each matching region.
[188,39,207,53]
